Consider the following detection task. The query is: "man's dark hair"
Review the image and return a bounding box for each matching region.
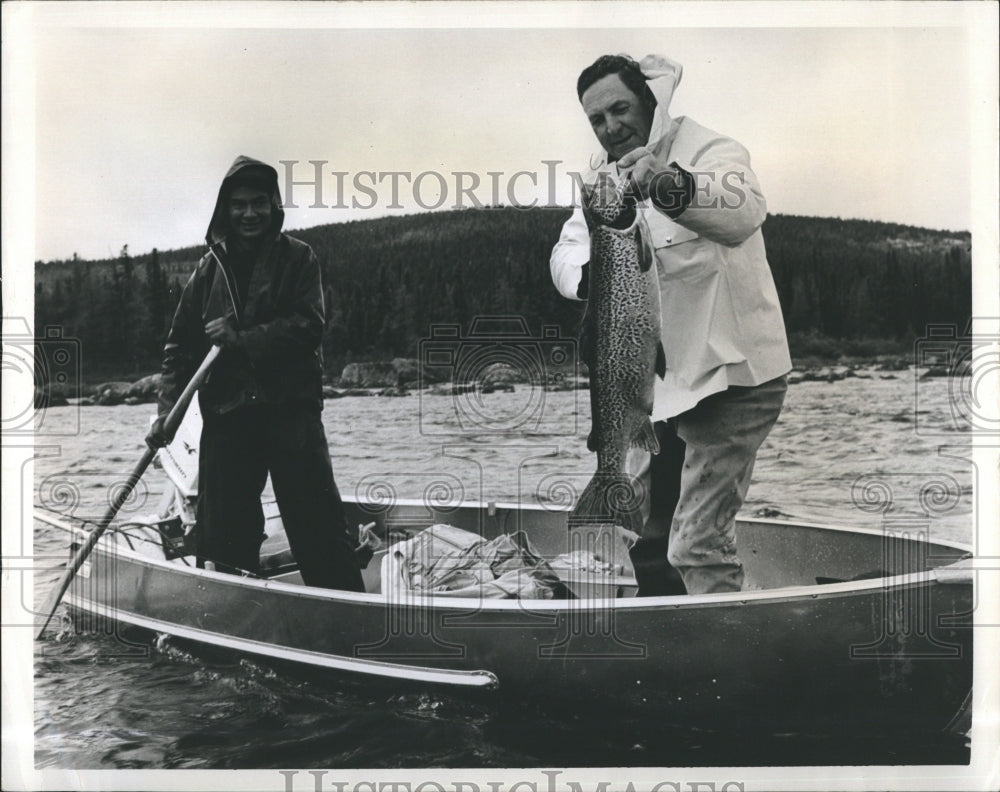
[577,54,656,110]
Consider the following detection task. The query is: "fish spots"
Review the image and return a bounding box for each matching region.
[576,177,662,491]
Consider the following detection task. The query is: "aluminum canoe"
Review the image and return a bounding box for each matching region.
[35,497,973,735]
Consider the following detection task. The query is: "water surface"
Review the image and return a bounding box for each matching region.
[30,372,974,770]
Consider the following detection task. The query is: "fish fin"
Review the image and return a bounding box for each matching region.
[655,342,667,379]
[581,327,599,453]
[636,225,654,272]
[631,420,660,455]
[578,316,595,367]
[568,474,644,536]
[586,382,600,453]
[579,182,599,232]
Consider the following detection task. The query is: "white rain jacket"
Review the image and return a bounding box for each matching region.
[551,55,791,420]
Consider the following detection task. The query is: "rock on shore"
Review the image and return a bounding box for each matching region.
[339,362,399,389]
[48,352,971,409]
[787,357,920,385]
[127,373,161,400]
[93,381,137,406]
[37,374,166,407]
[337,358,450,389]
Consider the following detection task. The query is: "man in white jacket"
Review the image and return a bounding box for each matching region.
[551,54,791,595]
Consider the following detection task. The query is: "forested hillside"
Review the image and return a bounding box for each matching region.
[34,209,971,380]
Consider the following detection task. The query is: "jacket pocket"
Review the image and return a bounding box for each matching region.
[644,209,700,248]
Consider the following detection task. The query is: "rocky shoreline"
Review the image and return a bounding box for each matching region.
[35,354,964,408]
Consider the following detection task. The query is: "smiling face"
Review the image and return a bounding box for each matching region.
[581,73,655,162]
[228,185,272,244]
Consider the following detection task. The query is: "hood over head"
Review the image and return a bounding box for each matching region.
[206,155,285,246]
[638,54,683,146]
[582,54,684,172]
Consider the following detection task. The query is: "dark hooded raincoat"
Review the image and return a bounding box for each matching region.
[157,156,363,591]
[159,155,325,416]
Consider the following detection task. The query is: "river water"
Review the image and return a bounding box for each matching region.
[26,371,975,772]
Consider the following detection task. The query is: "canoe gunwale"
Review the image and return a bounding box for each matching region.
[36,506,973,611]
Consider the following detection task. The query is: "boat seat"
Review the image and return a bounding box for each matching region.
[815,568,888,585]
[554,570,639,599]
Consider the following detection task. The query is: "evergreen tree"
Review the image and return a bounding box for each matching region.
[33,211,973,376]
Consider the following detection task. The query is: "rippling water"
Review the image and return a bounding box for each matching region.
[28,372,974,771]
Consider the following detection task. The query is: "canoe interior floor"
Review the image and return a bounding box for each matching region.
[109,507,971,599]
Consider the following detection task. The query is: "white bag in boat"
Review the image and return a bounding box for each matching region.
[380,524,562,600]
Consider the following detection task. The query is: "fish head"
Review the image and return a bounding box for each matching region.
[581,175,637,231]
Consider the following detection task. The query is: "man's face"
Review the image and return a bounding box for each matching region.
[228,185,272,243]
[581,73,654,162]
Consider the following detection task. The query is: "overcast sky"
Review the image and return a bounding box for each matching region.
[6,3,996,263]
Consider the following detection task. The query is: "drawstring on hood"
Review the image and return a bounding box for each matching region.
[206,155,285,246]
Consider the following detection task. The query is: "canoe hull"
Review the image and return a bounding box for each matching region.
[54,501,973,734]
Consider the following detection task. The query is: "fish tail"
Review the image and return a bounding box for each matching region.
[569,473,644,536]
[631,419,660,454]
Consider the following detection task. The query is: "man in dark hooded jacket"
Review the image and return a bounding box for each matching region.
[146,156,365,592]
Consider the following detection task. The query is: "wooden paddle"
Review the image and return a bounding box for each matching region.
[35,345,221,640]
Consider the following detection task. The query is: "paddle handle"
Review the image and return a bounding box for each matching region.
[35,345,221,640]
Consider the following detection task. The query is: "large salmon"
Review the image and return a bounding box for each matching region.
[570,175,665,536]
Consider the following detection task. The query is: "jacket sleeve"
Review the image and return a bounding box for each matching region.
[158,265,207,416]
[667,136,767,247]
[237,245,325,365]
[550,206,590,301]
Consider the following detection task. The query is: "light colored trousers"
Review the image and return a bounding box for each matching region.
[627,376,787,594]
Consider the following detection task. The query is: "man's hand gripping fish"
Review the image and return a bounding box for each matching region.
[570,175,666,536]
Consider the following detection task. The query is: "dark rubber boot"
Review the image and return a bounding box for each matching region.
[629,536,687,596]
